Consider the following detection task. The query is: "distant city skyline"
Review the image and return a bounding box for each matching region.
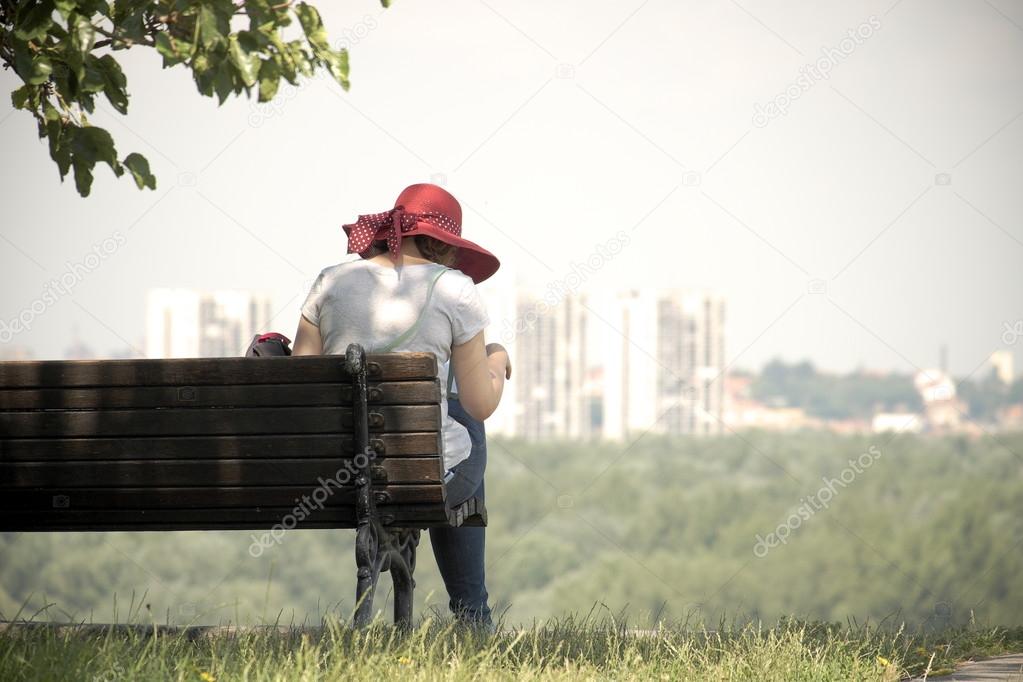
[1,277,1020,388]
[8,280,1016,439]
[2,1,1022,379]
[145,288,274,359]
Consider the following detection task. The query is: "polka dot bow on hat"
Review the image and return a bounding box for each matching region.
[342,183,500,284]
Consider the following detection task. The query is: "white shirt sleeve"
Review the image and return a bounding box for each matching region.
[300,270,327,326]
[301,257,362,326]
[451,276,491,346]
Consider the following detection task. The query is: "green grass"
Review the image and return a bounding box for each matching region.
[3,608,1022,681]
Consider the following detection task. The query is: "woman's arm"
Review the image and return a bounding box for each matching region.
[451,331,511,421]
[292,315,323,356]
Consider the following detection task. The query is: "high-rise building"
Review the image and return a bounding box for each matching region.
[513,291,589,440]
[657,291,727,436]
[598,289,658,439]
[145,289,274,359]
[596,289,726,439]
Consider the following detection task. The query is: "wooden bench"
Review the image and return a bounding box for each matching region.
[0,343,484,627]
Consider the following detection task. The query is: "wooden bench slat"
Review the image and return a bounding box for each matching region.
[0,347,486,627]
[0,381,441,411]
[1,457,443,486]
[0,505,452,531]
[0,484,443,509]
[0,433,442,460]
[0,354,438,388]
[0,405,440,437]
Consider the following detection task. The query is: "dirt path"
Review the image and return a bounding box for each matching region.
[911,653,1023,681]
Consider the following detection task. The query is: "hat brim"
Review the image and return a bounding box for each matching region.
[343,221,500,284]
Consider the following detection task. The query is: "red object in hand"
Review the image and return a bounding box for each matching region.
[246,332,293,357]
[256,332,291,345]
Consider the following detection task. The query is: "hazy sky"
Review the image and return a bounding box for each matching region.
[1,0,1021,378]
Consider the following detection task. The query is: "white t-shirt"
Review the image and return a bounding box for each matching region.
[301,257,490,472]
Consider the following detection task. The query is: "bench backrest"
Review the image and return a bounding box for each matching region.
[0,353,469,531]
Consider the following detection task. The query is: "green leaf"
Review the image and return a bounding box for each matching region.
[290,2,350,88]
[65,124,123,196]
[70,125,118,168]
[269,34,297,83]
[191,52,215,97]
[71,156,95,196]
[41,100,61,123]
[321,48,349,90]
[213,61,235,104]
[228,35,260,87]
[192,74,214,98]
[12,38,52,84]
[154,32,188,66]
[70,13,97,55]
[257,58,281,102]
[243,0,274,26]
[154,31,174,57]
[81,57,107,94]
[79,92,97,114]
[197,5,228,48]
[295,3,329,50]
[115,13,146,45]
[97,55,129,114]
[51,58,81,102]
[26,55,54,85]
[110,0,150,42]
[54,0,77,20]
[76,0,111,18]
[97,55,126,88]
[62,47,85,84]
[123,152,156,190]
[11,85,38,110]
[237,29,269,52]
[46,118,72,178]
[14,0,56,41]
[285,41,313,78]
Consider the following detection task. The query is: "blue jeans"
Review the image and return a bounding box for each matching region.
[429,397,492,626]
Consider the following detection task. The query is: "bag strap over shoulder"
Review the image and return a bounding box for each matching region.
[447,360,458,399]
[371,265,450,353]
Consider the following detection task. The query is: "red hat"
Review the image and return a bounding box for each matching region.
[342,184,500,284]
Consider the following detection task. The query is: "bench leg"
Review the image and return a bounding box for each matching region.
[390,528,419,629]
[345,343,418,628]
[353,521,420,628]
[354,521,381,627]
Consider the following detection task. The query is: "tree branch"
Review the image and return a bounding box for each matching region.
[92,23,156,49]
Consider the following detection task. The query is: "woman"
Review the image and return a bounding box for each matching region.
[292,183,511,628]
